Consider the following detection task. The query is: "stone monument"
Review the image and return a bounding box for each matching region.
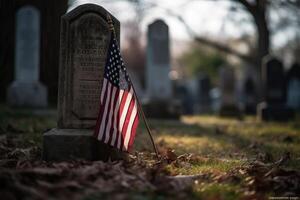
[144,19,179,118]
[286,63,300,112]
[7,6,48,107]
[43,4,122,161]
[257,56,294,121]
[219,66,241,117]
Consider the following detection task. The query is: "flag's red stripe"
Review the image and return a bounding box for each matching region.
[127,114,139,151]
[101,83,114,141]
[98,82,112,141]
[115,89,130,149]
[110,90,125,148]
[121,98,135,150]
[107,88,120,144]
[104,86,118,143]
[94,79,109,137]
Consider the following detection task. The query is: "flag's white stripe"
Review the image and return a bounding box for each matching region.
[117,88,134,149]
[123,100,138,150]
[100,78,107,104]
[98,82,112,140]
[104,86,117,143]
[110,90,124,146]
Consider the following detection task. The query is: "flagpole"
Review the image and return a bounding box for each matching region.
[106,14,159,159]
[131,85,159,159]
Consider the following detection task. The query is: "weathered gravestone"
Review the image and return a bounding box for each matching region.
[286,63,300,112]
[7,6,48,107]
[219,66,242,117]
[243,78,257,114]
[198,74,211,113]
[43,4,122,161]
[257,56,294,121]
[144,19,179,118]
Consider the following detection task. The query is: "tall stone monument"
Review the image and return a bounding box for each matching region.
[7,6,48,107]
[43,4,122,161]
[257,56,294,121]
[146,19,171,99]
[219,66,241,117]
[144,19,178,118]
[286,63,300,112]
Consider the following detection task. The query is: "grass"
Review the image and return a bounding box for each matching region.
[1,105,300,199]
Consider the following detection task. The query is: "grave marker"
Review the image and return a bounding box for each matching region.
[219,66,241,117]
[257,56,294,121]
[7,6,47,107]
[43,4,122,161]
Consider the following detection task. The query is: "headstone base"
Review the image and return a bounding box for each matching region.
[43,128,125,161]
[219,105,242,118]
[7,81,47,107]
[143,100,180,119]
[257,102,295,121]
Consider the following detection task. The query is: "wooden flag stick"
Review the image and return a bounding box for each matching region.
[106,14,159,159]
[131,85,160,159]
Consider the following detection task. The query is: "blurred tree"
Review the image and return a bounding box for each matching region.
[179,44,226,83]
[122,0,300,67]
[121,20,146,87]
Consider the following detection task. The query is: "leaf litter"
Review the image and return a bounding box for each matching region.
[0,134,300,199]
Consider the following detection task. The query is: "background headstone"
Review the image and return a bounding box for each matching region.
[219,66,241,117]
[286,63,300,112]
[197,74,211,113]
[143,19,179,118]
[7,6,48,107]
[146,19,171,100]
[43,4,122,161]
[257,56,294,121]
[243,78,257,114]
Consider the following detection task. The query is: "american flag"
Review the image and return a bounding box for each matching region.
[94,33,139,152]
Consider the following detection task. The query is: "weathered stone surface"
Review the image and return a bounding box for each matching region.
[7,6,47,107]
[43,4,122,161]
[57,4,120,129]
[146,19,171,100]
[43,128,124,161]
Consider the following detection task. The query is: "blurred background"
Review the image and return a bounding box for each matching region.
[0,0,300,117]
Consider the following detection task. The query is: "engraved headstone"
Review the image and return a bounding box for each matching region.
[286,63,300,112]
[219,66,241,117]
[146,19,171,100]
[257,56,294,121]
[43,4,121,161]
[7,6,48,107]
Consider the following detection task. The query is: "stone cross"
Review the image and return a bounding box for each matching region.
[7,5,47,107]
[43,4,121,161]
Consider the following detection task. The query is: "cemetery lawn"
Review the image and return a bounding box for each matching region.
[0,105,300,200]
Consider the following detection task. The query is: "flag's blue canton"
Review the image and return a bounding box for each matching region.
[104,37,130,91]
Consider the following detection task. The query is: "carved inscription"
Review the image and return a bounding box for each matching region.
[71,14,110,119]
